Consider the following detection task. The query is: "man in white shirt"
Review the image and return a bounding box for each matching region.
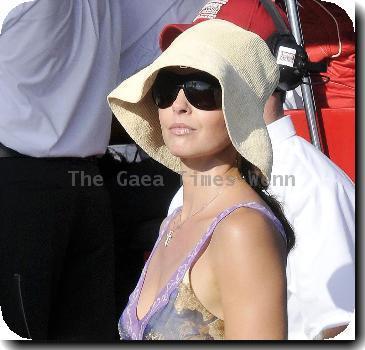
[264,93,355,339]
[0,0,207,341]
[168,92,355,339]
[0,1,124,341]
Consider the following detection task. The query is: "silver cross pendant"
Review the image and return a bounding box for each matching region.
[164,230,174,247]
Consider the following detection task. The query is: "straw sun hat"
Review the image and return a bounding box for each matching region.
[108,19,279,181]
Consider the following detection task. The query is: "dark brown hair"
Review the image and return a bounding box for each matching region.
[237,156,295,252]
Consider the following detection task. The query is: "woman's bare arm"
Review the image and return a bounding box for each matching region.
[209,208,287,340]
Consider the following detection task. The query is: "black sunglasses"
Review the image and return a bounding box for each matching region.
[151,69,222,111]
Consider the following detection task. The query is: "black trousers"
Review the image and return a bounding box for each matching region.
[0,157,117,341]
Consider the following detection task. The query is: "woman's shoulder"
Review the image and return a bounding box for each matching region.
[208,203,287,264]
[205,203,288,340]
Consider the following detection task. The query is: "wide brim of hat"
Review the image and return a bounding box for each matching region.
[108,20,277,181]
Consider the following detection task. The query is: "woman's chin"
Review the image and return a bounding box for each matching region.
[164,141,189,157]
[168,149,192,159]
[166,146,200,160]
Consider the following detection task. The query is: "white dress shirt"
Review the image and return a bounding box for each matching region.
[0,0,124,157]
[0,0,207,157]
[168,115,355,340]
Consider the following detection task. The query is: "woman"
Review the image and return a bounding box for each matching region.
[108,19,295,340]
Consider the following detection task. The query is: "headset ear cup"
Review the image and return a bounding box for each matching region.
[267,33,309,91]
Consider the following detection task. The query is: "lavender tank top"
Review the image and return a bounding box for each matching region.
[119,202,286,340]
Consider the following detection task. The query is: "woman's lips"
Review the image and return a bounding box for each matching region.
[169,123,196,135]
[170,127,194,135]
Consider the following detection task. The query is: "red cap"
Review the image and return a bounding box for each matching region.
[159,0,289,51]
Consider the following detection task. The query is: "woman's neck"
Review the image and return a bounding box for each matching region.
[180,161,241,220]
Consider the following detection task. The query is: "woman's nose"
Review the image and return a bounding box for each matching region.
[172,89,191,114]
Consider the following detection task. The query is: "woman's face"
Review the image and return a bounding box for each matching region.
[157,68,234,163]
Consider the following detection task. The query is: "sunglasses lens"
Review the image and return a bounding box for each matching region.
[152,70,222,110]
[152,73,178,109]
[185,80,222,111]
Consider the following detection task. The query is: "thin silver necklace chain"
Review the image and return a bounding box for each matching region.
[164,176,239,247]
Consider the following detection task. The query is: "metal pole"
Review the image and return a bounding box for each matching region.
[285,0,324,152]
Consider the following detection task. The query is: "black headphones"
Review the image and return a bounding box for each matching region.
[260,0,327,91]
